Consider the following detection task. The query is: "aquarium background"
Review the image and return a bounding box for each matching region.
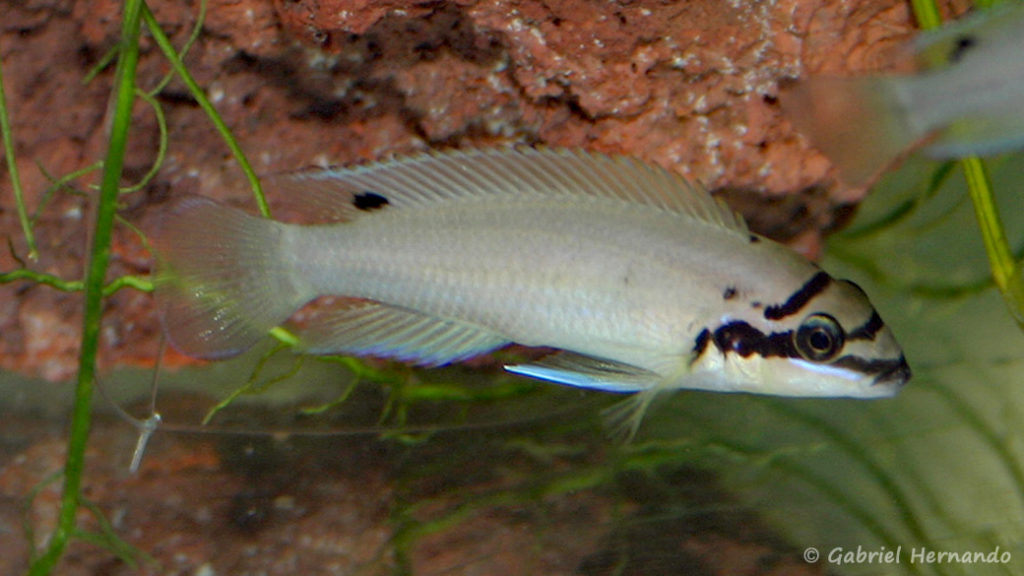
[3,0,1022,574]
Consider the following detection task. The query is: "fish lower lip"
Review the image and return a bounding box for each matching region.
[874,356,911,387]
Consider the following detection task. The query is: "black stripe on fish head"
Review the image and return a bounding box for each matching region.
[353,191,390,211]
[764,271,832,321]
[847,310,885,341]
[830,279,886,342]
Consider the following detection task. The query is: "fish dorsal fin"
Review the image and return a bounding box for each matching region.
[914,4,1024,69]
[289,300,509,367]
[275,147,748,235]
[504,351,661,393]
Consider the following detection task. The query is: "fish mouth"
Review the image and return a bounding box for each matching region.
[831,354,912,389]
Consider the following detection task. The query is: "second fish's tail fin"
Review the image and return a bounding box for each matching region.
[153,197,308,359]
[781,75,917,187]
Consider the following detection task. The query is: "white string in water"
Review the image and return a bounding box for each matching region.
[96,333,166,474]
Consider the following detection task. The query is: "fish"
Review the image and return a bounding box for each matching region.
[153,147,910,437]
[781,4,1024,186]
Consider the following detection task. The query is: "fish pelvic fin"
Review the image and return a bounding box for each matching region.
[505,352,678,441]
[781,75,918,187]
[602,387,666,443]
[153,197,308,359]
[504,351,660,394]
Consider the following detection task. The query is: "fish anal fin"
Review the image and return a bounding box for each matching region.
[287,300,509,367]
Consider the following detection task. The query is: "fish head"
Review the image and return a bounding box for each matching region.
[707,276,910,398]
[768,277,910,398]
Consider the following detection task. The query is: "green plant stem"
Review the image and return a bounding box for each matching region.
[118,88,167,194]
[140,4,269,217]
[908,0,942,29]
[0,269,152,295]
[27,0,144,572]
[147,0,207,96]
[963,158,1024,327]
[0,39,39,261]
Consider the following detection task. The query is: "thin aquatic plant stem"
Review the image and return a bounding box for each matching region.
[0,268,152,295]
[147,0,207,96]
[962,158,1024,327]
[0,38,38,260]
[27,0,145,572]
[140,4,269,217]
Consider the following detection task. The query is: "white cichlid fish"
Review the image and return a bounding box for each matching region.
[782,4,1024,185]
[154,148,909,435]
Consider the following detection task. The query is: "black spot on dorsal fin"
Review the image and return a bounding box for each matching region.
[353,191,390,211]
[949,34,977,63]
[722,286,737,300]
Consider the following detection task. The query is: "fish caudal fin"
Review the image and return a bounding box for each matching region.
[781,76,917,186]
[153,197,308,359]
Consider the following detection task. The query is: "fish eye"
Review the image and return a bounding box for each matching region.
[794,313,845,362]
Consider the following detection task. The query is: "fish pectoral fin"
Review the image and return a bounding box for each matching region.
[504,352,660,393]
[290,301,509,366]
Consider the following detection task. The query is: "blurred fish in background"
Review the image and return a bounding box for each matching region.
[782,3,1024,186]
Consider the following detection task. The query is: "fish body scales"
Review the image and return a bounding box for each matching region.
[290,197,805,374]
